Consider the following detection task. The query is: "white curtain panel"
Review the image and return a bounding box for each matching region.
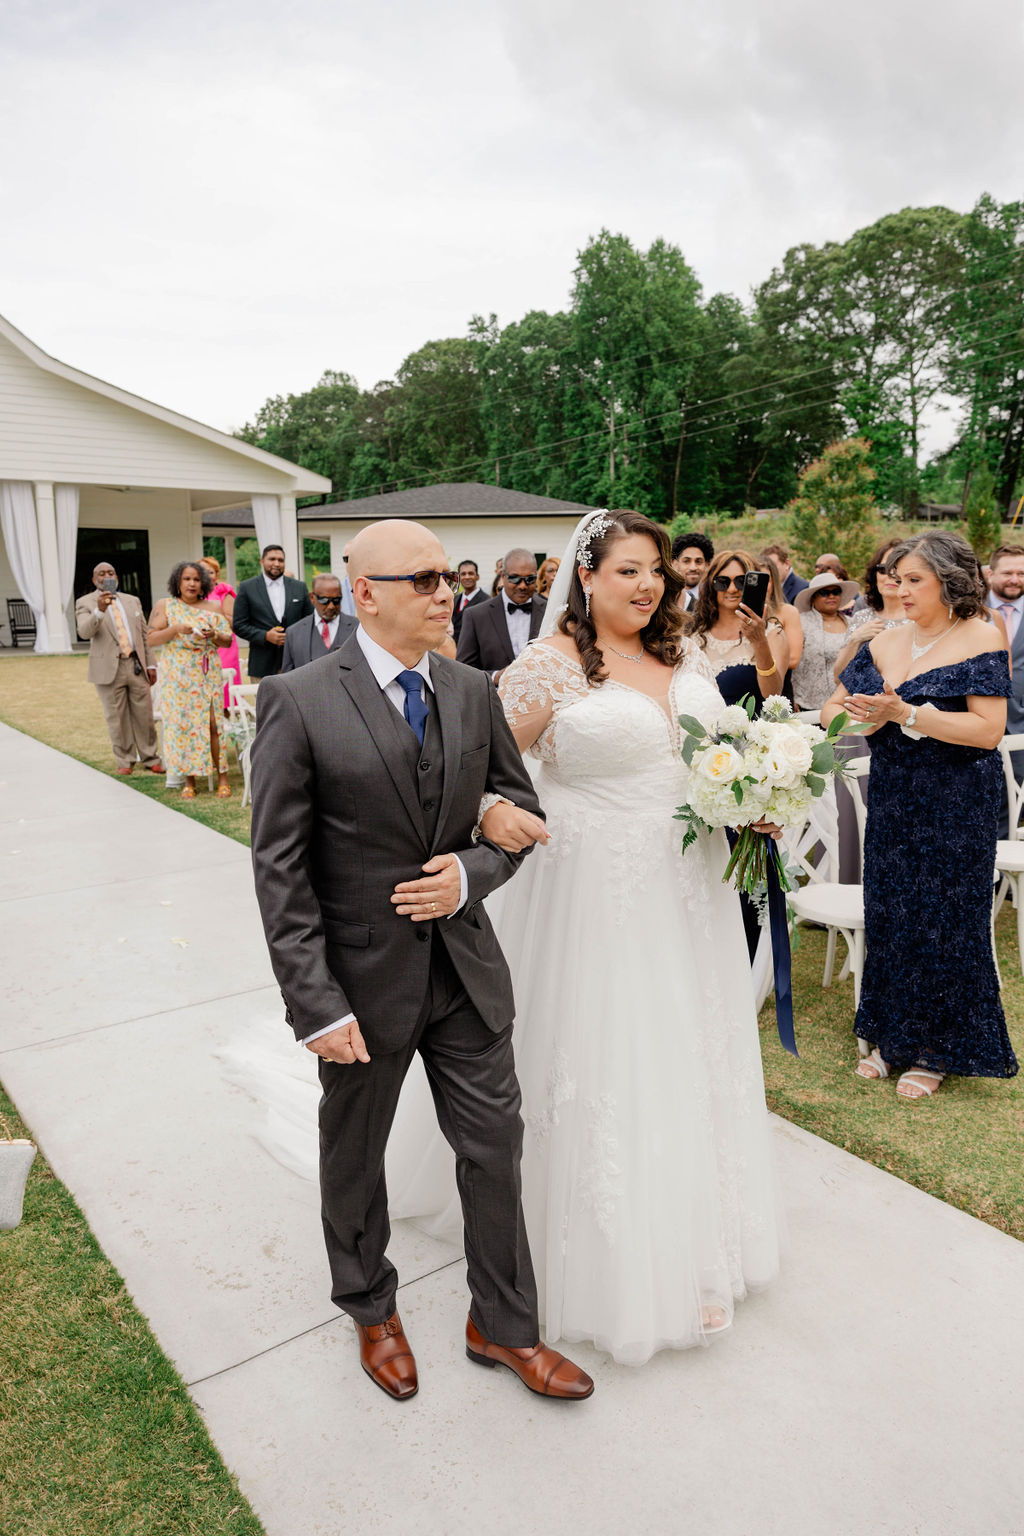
[0,480,49,652]
[54,484,79,650]
[250,494,283,558]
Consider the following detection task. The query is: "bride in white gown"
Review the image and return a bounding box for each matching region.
[225,509,780,1367]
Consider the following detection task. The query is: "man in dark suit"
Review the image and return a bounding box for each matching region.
[232,544,312,678]
[456,547,547,679]
[451,558,487,642]
[249,519,592,1405]
[761,542,809,605]
[280,574,358,671]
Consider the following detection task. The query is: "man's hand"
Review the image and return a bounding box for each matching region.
[265,626,286,646]
[97,591,115,611]
[480,802,550,852]
[305,1019,371,1064]
[392,853,462,920]
[146,668,157,686]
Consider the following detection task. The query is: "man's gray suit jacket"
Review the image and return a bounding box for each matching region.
[280,612,358,671]
[249,637,544,1052]
[989,598,1024,737]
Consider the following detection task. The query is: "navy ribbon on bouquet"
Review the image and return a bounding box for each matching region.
[765,838,798,1057]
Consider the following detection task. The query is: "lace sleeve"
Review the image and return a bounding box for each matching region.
[676,636,718,689]
[498,641,587,757]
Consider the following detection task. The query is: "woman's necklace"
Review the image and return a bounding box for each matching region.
[604,641,645,664]
[910,617,960,661]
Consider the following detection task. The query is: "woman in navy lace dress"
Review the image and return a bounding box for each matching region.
[821,531,1018,1100]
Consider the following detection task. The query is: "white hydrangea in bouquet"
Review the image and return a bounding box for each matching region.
[675,694,850,902]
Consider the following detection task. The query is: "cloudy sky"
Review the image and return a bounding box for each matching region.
[2,0,1022,440]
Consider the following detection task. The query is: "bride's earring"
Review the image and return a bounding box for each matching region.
[949,605,954,621]
[584,585,591,620]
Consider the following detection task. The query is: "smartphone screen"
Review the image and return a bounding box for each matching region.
[741,571,771,618]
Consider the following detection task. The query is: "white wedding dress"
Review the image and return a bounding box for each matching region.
[389,639,780,1364]
[223,637,780,1367]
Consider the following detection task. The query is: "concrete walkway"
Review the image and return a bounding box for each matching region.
[2,720,1023,1536]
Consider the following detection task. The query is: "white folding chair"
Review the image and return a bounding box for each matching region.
[786,757,870,1051]
[993,734,1024,971]
[226,681,260,807]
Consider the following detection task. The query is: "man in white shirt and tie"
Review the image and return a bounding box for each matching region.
[281,574,359,671]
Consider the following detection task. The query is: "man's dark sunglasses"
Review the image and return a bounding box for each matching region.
[711,575,745,591]
[367,569,458,595]
[313,593,342,606]
[504,573,537,588]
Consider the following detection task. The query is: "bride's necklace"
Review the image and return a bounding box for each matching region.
[604,640,645,664]
[910,617,960,662]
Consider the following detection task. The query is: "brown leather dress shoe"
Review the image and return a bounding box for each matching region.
[145,762,166,774]
[116,766,132,775]
[465,1316,594,1400]
[356,1312,418,1400]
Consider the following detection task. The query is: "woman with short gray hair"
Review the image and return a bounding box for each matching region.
[820,530,1018,1099]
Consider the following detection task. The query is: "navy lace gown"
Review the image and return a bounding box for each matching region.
[840,647,1018,1077]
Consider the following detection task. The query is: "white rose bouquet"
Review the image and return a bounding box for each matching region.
[675,694,850,902]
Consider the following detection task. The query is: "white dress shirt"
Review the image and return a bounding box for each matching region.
[317,614,341,648]
[301,626,468,1045]
[504,598,532,659]
[263,573,286,622]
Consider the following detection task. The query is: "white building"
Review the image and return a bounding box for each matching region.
[0,312,330,651]
[203,482,593,592]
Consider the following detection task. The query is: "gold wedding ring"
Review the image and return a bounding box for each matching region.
[431,902,437,912]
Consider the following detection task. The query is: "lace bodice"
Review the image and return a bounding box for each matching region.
[498,639,723,787]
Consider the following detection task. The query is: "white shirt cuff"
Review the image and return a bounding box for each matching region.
[300,1013,355,1046]
[448,854,468,916]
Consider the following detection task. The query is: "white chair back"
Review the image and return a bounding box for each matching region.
[227,681,259,746]
[997,734,1024,841]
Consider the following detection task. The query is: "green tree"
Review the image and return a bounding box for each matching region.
[963,463,1003,560]
[238,370,360,489]
[786,438,881,575]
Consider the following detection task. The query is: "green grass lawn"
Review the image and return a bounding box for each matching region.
[0,649,1022,1529]
[0,1088,263,1536]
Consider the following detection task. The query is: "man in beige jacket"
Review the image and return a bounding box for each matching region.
[75,561,163,775]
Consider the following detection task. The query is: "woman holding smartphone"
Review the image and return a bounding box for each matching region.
[686,549,790,710]
[687,549,792,959]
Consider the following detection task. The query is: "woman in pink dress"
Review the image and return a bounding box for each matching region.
[197,555,241,709]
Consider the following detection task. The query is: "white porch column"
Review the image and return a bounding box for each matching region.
[279,495,300,581]
[328,527,350,579]
[34,481,71,652]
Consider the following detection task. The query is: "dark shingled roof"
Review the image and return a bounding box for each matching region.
[202,481,592,528]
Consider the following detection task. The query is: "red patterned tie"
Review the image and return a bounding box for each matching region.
[321,621,331,647]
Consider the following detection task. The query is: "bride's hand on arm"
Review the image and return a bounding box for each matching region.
[479,803,550,851]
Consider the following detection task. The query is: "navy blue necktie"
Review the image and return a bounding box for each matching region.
[397,670,429,744]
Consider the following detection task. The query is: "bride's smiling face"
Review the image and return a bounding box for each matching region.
[583,534,666,633]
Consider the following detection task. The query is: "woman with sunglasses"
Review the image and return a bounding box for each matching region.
[791,570,863,711]
[687,549,790,714]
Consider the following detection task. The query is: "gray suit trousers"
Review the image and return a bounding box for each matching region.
[318,935,539,1346]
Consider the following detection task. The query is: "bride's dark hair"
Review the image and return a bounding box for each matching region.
[557,509,685,686]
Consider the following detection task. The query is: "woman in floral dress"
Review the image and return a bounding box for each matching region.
[148,561,234,799]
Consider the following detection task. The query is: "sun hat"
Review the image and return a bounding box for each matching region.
[795,570,861,612]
